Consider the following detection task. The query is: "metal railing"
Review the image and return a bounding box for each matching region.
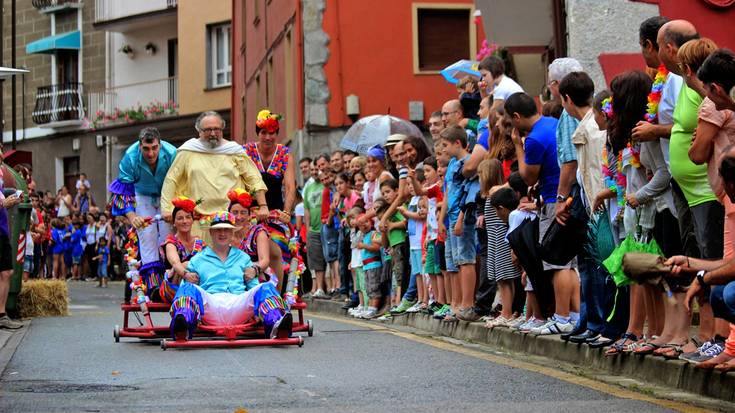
[31,0,81,10]
[32,83,86,125]
[95,0,177,23]
[88,76,178,119]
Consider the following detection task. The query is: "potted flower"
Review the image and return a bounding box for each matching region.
[145,42,157,55]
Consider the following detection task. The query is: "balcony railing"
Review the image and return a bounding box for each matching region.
[88,77,178,128]
[32,0,82,12]
[32,82,86,126]
[95,0,177,23]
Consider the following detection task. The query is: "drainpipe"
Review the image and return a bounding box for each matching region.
[11,0,17,148]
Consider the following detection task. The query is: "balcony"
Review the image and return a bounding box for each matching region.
[32,83,86,129]
[94,0,177,32]
[31,0,82,14]
[87,77,179,130]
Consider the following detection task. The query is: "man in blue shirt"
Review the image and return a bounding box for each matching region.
[170,212,291,340]
[506,92,579,336]
[109,127,176,286]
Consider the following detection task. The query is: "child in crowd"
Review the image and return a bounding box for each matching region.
[349,156,367,176]
[353,171,366,192]
[50,218,67,280]
[377,179,408,313]
[434,151,453,319]
[392,178,428,314]
[504,172,544,332]
[486,179,523,328]
[75,172,91,191]
[94,237,110,288]
[438,126,476,321]
[320,169,341,295]
[70,220,85,281]
[347,207,369,317]
[356,214,383,319]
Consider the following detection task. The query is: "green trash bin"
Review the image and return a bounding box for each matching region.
[3,165,30,317]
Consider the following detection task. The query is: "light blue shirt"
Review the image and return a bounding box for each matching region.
[556,109,580,165]
[117,141,177,197]
[186,246,259,294]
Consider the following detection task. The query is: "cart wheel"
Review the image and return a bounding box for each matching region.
[114,325,120,343]
[160,339,167,351]
[298,336,304,347]
[307,319,314,337]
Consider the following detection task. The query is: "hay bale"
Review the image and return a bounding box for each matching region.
[18,280,69,317]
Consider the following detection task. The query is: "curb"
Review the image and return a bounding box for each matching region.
[0,320,31,378]
[306,298,735,403]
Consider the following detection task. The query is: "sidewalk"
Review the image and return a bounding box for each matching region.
[0,321,30,378]
[305,298,735,404]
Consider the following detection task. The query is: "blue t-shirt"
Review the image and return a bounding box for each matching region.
[524,116,561,203]
[71,229,85,257]
[477,128,490,152]
[186,246,259,294]
[97,246,109,266]
[444,155,469,224]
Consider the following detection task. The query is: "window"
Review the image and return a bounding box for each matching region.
[412,5,475,73]
[63,156,80,196]
[208,22,232,88]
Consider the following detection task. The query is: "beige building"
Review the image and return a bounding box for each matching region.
[1,0,232,204]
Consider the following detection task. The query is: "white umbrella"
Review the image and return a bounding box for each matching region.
[0,67,29,78]
[339,114,425,155]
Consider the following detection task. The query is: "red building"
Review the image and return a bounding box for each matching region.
[231,0,482,156]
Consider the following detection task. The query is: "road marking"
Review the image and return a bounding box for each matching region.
[311,313,715,413]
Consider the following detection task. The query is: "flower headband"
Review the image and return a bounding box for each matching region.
[255,109,282,133]
[600,97,613,119]
[172,196,201,213]
[227,188,254,208]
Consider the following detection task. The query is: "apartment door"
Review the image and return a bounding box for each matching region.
[167,39,178,103]
[63,156,80,197]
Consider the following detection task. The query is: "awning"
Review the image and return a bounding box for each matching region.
[26,31,81,55]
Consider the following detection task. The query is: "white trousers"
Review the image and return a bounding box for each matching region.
[193,283,267,326]
[135,194,170,265]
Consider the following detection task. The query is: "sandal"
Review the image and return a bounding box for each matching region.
[633,341,661,356]
[605,333,638,356]
[659,341,689,360]
[714,358,735,372]
[624,337,650,353]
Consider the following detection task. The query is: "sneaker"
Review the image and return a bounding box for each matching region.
[433,304,451,320]
[376,313,393,321]
[509,317,528,330]
[358,308,377,319]
[405,302,423,313]
[520,318,547,333]
[531,319,575,335]
[348,306,363,316]
[0,315,23,330]
[312,289,329,299]
[681,339,725,364]
[390,299,417,315]
[270,312,293,339]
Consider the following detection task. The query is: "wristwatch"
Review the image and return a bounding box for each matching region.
[556,194,567,203]
[696,270,707,286]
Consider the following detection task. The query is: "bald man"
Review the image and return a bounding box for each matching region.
[441,100,463,128]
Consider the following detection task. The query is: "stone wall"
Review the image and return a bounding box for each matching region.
[565,0,658,89]
[302,0,330,127]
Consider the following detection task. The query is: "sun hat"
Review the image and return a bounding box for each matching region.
[384,133,406,148]
[208,211,236,229]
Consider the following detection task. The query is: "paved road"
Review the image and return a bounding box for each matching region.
[0,282,684,413]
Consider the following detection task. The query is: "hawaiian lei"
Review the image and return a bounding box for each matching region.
[644,65,668,123]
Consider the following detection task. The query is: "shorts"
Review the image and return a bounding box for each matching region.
[23,255,34,273]
[424,240,440,275]
[72,254,82,265]
[307,231,326,272]
[320,225,339,263]
[445,221,477,272]
[354,267,367,297]
[391,242,408,292]
[436,240,447,273]
[539,203,577,271]
[0,235,13,272]
[365,267,383,299]
[409,249,423,276]
[98,264,108,278]
[691,200,724,260]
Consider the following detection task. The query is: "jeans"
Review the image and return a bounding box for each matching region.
[711,281,735,324]
[577,253,608,333]
[402,249,422,301]
[338,228,352,295]
[473,244,496,316]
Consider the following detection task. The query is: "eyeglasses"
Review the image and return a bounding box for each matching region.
[200,127,223,134]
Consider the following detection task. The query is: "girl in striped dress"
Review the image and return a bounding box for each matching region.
[480,159,521,328]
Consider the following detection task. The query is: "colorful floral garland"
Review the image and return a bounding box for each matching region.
[644,65,668,123]
[601,97,614,119]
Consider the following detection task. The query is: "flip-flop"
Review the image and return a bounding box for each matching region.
[633,341,661,355]
[659,341,689,360]
[605,333,638,356]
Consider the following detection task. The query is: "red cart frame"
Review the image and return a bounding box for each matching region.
[114,301,313,350]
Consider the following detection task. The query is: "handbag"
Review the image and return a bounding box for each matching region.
[540,184,588,265]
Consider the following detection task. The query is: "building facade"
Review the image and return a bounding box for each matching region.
[232,0,483,162]
[2,0,232,203]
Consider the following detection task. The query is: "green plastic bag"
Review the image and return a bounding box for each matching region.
[603,234,663,288]
[585,210,616,266]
